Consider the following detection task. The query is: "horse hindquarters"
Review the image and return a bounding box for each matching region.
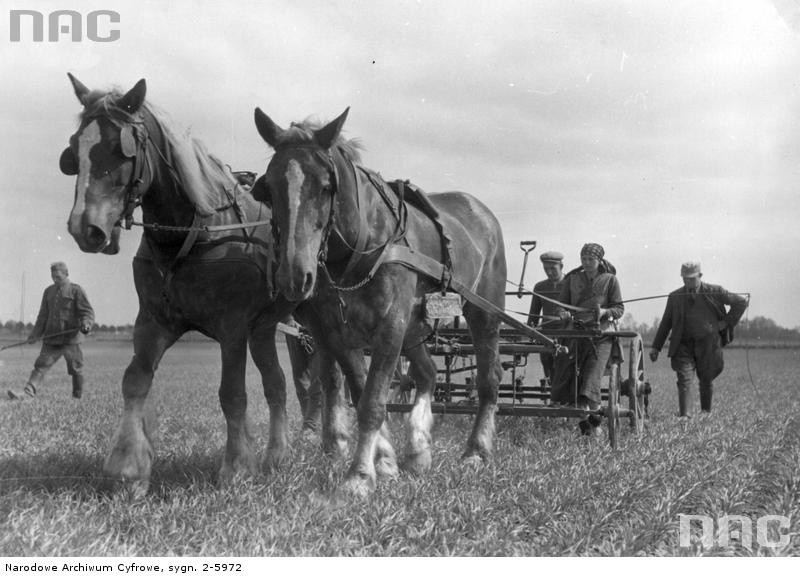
[436,194,506,463]
[400,342,438,475]
[461,304,503,463]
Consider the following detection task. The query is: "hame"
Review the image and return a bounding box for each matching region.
[10,10,120,42]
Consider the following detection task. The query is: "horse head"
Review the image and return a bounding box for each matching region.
[62,74,148,254]
[253,107,350,301]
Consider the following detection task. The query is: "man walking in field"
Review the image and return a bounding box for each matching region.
[649,262,748,417]
[7,262,94,401]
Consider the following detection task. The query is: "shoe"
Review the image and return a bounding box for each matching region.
[7,385,35,401]
[578,420,599,436]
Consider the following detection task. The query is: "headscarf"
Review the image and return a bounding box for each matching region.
[575,243,616,275]
[580,243,604,260]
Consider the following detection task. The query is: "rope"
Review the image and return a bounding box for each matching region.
[741,294,762,401]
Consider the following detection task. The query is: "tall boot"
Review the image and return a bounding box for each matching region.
[72,374,84,399]
[678,385,692,417]
[699,382,712,413]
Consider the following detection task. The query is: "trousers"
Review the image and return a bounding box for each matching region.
[551,337,613,408]
[28,343,85,388]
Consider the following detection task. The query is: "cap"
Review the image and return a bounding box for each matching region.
[539,251,564,264]
[680,261,702,278]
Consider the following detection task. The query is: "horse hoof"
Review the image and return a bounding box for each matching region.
[300,428,319,443]
[460,453,486,468]
[341,475,375,499]
[375,457,399,479]
[402,452,432,476]
[322,439,349,461]
[264,449,288,472]
[105,477,149,499]
[217,463,256,488]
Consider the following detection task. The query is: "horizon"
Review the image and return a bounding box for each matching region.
[3,1,800,329]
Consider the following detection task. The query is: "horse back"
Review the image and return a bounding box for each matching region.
[404,191,506,303]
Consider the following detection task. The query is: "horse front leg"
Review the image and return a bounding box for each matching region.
[214,331,258,486]
[248,322,288,472]
[401,343,438,475]
[103,313,179,497]
[316,347,350,459]
[342,344,401,497]
[462,309,503,464]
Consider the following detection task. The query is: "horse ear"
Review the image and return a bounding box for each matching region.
[254,108,284,148]
[67,72,90,105]
[118,79,147,114]
[314,107,350,149]
[59,147,78,175]
[119,125,137,157]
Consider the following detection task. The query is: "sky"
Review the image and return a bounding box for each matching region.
[2,0,800,329]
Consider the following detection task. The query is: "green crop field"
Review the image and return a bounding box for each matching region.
[1,339,798,556]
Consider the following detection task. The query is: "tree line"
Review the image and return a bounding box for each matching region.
[619,314,800,343]
[3,315,800,343]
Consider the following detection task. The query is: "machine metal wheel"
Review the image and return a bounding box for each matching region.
[388,356,414,420]
[606,363,621,449]
[627,335,646,435]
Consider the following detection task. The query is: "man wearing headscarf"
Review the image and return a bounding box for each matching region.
[551,243,624,435]
[649,262,748,417]
[528,250,566,382]
[8,262,94,400]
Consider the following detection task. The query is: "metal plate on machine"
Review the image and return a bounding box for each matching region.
[425,292,463,319]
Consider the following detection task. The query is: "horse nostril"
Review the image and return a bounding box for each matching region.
[85,225,108,248]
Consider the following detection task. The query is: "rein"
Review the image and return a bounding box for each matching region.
[128,218,271,234]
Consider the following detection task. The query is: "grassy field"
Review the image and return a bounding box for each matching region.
[1,339,799,556]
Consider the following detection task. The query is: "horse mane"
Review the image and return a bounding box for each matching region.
[280,117,363,164]
[79,89,234,217]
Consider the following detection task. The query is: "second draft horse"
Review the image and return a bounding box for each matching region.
[253,107,507,496]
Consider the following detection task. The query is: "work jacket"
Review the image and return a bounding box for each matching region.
[30,281,95,345]
[652,282,748,357]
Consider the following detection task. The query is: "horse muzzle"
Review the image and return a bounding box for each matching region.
[68,220,121,255]
[277,261,316,302]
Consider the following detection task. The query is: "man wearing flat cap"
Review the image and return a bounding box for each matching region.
[528,250,566,382]
[649,262,748,417]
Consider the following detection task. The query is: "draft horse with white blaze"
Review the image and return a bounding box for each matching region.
[61,74,300,494]
[253,107,507,495]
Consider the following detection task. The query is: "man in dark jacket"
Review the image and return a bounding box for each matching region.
[7,262,94,400]
[649,262,747,416]
[528,250,565,382]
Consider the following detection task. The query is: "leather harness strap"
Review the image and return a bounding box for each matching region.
[380,245,558,349]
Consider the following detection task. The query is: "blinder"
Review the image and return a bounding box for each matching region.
[119,124,137,158]
[59,147,78,176]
